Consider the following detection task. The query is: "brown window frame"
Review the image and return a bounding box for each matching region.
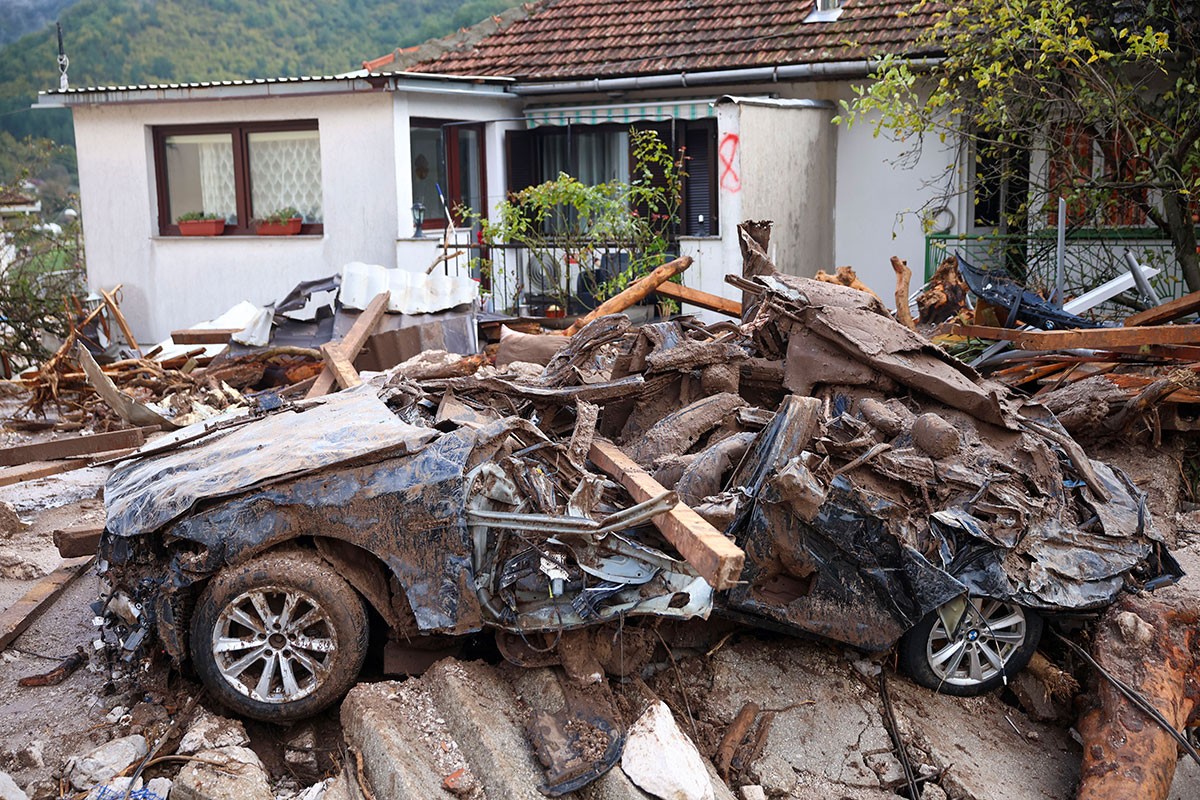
[153,120,324,237]
[410,118,487,230]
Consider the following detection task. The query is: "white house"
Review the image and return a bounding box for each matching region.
[39,0,970,341]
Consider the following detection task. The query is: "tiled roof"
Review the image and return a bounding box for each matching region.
[395,0,942,82]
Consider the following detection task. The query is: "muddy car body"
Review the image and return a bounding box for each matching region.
[99,385,712,722]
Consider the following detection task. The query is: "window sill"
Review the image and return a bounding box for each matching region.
[154,234,325,240]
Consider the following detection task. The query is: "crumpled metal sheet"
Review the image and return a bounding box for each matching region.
[104,386,437,538]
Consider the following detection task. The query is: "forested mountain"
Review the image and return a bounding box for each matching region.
[0,0,78,45]
[0,0,522,157]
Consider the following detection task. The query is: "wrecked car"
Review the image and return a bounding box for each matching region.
[97,384,713,723]
[96,240,1178,729]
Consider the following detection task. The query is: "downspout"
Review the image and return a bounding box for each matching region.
[509,57,943,96]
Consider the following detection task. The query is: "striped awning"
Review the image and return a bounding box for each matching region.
[524,99,717,128]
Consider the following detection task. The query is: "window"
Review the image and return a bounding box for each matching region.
[505,119,718,236]
[153,121,323,236]
[1047,125,1146,227]
[410,120,486,230]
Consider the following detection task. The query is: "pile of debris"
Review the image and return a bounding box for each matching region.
[80,222,1184,799]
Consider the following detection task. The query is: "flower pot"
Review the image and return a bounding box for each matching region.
[255,217,302,236]
[178,219,225,236]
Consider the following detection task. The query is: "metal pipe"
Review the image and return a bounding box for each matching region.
[510,57,944,96]
[1054,197,1067,308]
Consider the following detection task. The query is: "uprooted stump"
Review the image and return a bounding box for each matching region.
[1076,585,1200,800]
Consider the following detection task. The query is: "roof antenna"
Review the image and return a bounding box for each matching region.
[56,22,69,91]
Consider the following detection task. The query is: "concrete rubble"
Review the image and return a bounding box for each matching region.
[2,220,1200,800]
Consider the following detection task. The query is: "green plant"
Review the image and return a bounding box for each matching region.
[462,128,685,313]
[0,169,85,371]
[176,210,224,222]
[256,206,301,224]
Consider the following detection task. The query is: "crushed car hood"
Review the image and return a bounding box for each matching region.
[104,385,437,537]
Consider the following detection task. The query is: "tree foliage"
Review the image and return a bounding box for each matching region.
[837,0,1200,289]
[0,0,524,173]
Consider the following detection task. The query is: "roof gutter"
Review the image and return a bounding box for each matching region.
[509,57,943,96]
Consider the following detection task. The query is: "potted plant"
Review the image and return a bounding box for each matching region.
[254,207,303,236]
[176,211,226,236]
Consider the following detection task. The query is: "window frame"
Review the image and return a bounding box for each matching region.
[410,118,488,231]
[152,119,324,237]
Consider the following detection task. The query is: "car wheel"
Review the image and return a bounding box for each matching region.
[190,550,368,722]
[898,595,1042,696]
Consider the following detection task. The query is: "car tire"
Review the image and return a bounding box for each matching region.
[190,550,369,722]
[898,596,1042,696]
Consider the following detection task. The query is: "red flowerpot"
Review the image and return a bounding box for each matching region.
[255,217,303,236]
[178,219,225,236]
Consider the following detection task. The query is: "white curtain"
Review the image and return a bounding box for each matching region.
[249,130,323,221]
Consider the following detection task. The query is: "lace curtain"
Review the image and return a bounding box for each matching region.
[249,130,323,222]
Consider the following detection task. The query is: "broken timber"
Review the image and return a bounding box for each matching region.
[0,427,156,468]
[951,323,1200,349]
[54,524,105,559]
[170,328,240,345]
[562,256,693,336]
[0,557,94,652]
[589,438,744,590]
[1123,289,1200,327]
[319,341,363,390]
[653,281,742,317]
[306,290,390,399]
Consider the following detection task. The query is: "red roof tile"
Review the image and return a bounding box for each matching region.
[390,0,942,81]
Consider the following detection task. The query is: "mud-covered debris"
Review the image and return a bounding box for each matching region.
[172,746,273,800]
[178,709,250,755]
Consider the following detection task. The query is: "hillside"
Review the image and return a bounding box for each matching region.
[0,0,78,46]
[0,0,523,157]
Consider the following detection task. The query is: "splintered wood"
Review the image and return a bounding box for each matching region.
[588,438,745,591]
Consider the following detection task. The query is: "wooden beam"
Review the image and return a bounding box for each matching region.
[562,256,693,336]
[950,323,1200,350]
[170,328,239,345]
[0,427,156,468]
[306,291,391,399]
[319,342,362,390]
[653,281,742,317]
[100,288,141,356]
[0,447,139,487]
[53,524,105,559]
[1124,290,1200,327]
[0,557,94,651]
[588,438,744,590]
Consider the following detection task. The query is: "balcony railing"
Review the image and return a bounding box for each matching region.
[924,229,1188,322]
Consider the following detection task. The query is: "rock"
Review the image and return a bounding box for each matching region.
[737,788,766,800]
[911,413,960,458]
[621,702,714,800]
[177,709,250,755]
[0,555,46,581]
[67,735,149,791]
[1115,610,1154,646]
[284,724,320,782]
[0,771,28,800]
[172,746,273,800]
[145,777,172,799]
[0,503,28,538]
[295,779,332,800]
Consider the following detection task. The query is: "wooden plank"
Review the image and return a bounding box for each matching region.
[0,557,94,652]
[53,524,105,559]
[950,324,1200,350]
[306,291,391,399]
[170,328,239,345]
[0,461,77,488]
[562,256,693,336]
[654,281,742,317]
[100,288,141,356]
[588,439,744,590]
[0,427,155,468]
[319,342,362,390]
[1124,290,1200,327]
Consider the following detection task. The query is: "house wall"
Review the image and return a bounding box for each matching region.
[73,91,398,341]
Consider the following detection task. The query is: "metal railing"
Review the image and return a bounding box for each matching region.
[924,229,1187,320]
[439,233,676,317]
